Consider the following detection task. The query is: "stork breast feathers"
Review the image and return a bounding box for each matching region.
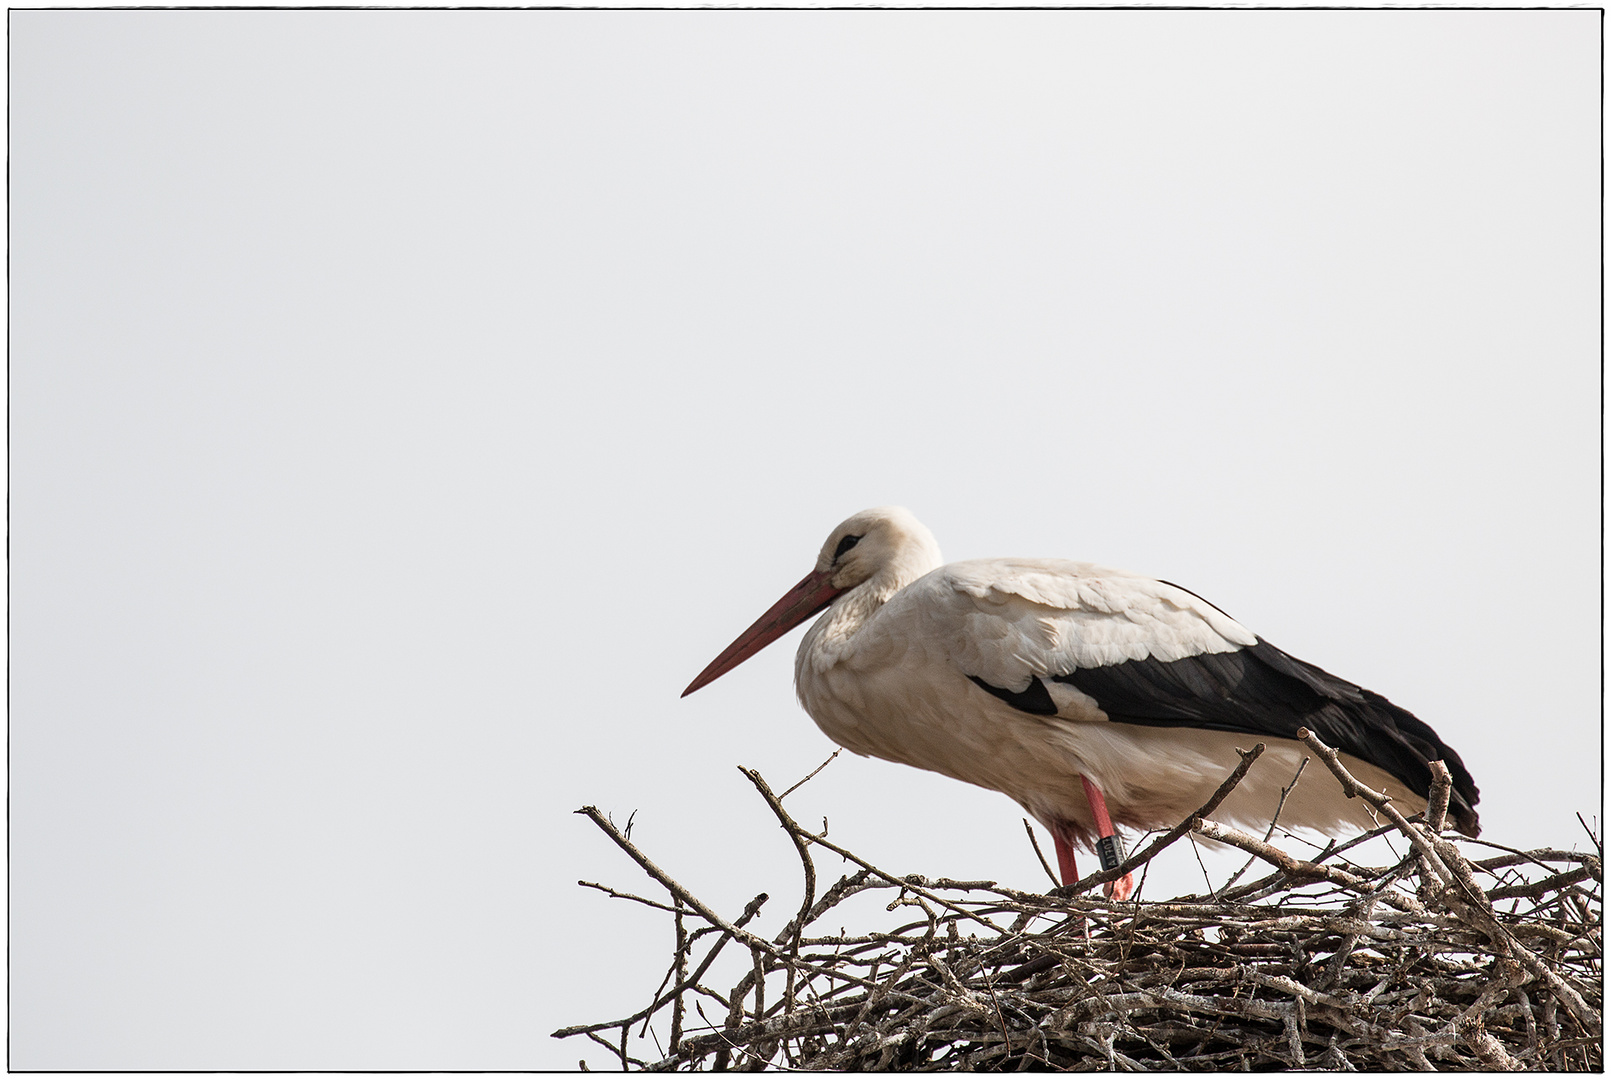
[906,559,1258,693]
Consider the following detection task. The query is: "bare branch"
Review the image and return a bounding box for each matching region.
[1216,754,1307,899]
[1022,819,1060,889]
[1426,759,1453,835]
[577,879,679,914]
[1192,818,1423,913]
[779,749,841,800]
[737,766,818,947]
[1294,727,1454,888]
[574,805,766,947]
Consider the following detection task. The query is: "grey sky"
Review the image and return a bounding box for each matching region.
[10,11,1599,1070]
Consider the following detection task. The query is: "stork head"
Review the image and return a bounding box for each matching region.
[812,505,942,592]
[682,506,941,697]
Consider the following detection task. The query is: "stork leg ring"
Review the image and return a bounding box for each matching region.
[1081,775,1135,902]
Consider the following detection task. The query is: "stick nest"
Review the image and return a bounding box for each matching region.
[557,737,1601,1071]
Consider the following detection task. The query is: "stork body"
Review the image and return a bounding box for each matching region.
[685,507,1481,897]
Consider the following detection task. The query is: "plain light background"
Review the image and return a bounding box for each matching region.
[10,10,1600,1070]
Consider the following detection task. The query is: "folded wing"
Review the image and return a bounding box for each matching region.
[899,559,1481,835]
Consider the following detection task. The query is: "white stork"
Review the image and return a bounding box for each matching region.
[683,507,1480,900]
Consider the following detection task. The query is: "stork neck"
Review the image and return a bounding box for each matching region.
[803,562,923,663]
[823,580,886,638]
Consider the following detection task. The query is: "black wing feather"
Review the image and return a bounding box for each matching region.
[1044,638,1481,836]
[968,674,1058,715]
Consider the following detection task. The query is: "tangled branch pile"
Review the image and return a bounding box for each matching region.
[557,735,1601,1070]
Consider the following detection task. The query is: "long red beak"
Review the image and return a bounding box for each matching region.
[682,568,844,697]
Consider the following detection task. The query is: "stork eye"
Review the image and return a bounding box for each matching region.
[834,534,863,561]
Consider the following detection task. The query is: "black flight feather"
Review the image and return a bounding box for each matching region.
[968,673,1058,716]
[1046,638,1481,836]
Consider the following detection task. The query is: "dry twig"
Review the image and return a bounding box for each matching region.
[559,735,1602,1071]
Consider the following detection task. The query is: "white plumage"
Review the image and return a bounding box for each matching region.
[685,506,1480,895]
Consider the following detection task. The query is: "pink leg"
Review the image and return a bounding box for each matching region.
[1052,830,1079,886]
[1080,776,1135,902]
[1050,829,1093,937]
